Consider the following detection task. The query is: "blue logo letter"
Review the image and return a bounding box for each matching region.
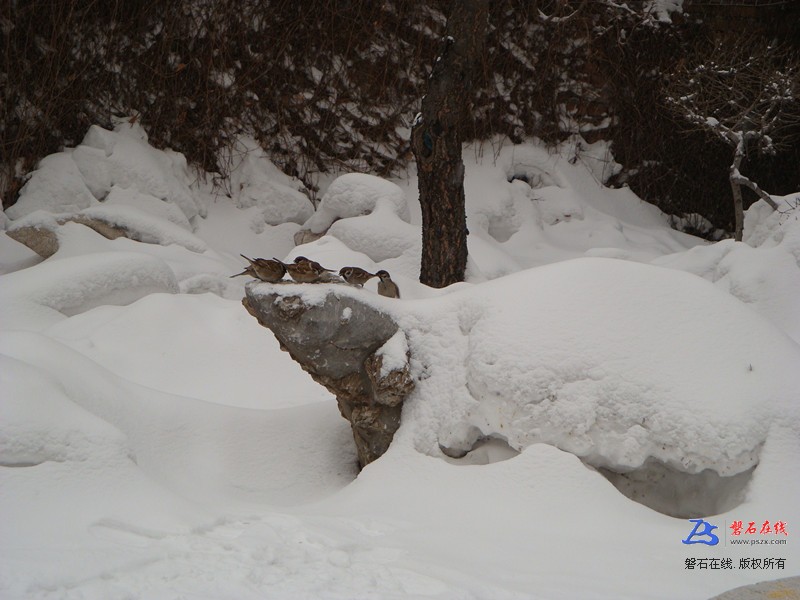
[682,519,720,546]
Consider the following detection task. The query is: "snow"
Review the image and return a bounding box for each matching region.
[655,195,800,342]
[375,329,409,377]
[303,172,411,234]
[646,0,685,23]
[5,151,99,219]
[1,131,798,599]
[222,135,314,226]
[77,203,209,252]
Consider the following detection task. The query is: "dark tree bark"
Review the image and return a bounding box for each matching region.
[411,0,489,288]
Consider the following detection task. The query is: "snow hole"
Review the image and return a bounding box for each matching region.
[598,460,755,519]
[441,433,520,466]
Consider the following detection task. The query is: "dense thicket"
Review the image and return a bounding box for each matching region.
[2,0,798,232]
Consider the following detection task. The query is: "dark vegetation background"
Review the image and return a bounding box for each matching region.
[2,0,799,235]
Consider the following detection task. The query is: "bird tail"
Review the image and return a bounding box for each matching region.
[230,269,250,278]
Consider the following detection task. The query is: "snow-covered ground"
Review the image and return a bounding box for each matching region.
[1,122,798,599]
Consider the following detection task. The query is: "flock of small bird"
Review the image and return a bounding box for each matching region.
[232,255,401,298]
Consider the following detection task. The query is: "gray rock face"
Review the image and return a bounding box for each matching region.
[243,284,414,468]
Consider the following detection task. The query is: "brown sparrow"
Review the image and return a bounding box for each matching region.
[232,255,286,282]
[281,256,333,283]
[339,266,376,287]
[376,270,400,298]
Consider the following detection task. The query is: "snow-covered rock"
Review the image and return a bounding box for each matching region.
[77,204,207,253]
[385,258,799,481]
[304,172,411,234]
[103,186,193,231]
[5,152,99,219]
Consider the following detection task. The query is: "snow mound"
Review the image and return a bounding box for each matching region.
[463,141,699,273]
[304,173,411,234]
[9,123,205,223]
[5,152,99,219]
[327,205,419,264]
[378,258,800,479]
[103,185,193,230]
[225,136,314,226]
[46,293,334,409]
[0,252,178,323]
[655,196,800,342]
[0,354,129,466]
[78,122,204,221]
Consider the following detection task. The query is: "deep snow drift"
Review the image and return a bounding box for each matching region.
[1,122,798,599]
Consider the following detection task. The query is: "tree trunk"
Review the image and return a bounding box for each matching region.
[729,143,745,242]
[411,0,489,288]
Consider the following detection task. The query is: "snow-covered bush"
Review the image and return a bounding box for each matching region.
[222,136,314,226]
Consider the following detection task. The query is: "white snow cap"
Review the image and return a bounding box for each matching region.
[304,172,411,234]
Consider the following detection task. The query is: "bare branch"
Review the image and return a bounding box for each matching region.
[730,171,781,210]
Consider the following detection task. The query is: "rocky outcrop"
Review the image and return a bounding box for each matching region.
[243,284,414,468]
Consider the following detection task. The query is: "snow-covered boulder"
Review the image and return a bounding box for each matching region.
[0,231,41,275]
[103,186,193,231]
[7,203,207,258]
[5,211,62,258]
[327,206,419,264]
[76,205,207,253]
[303,173,411,235]
[397,258,799,480]
[244,281,414,467]
[5,152,99,220]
